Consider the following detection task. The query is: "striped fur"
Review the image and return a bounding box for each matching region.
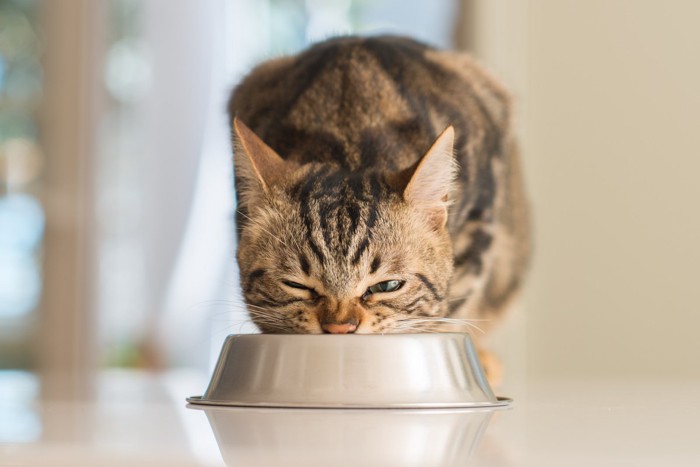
[229,36,530,336]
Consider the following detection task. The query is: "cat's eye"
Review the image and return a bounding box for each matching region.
[283,280,310,290]
[366,280,403,295]
[283,280,319,300]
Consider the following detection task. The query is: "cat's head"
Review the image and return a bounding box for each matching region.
[233,119,456,334]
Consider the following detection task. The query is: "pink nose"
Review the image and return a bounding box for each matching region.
[321,323,358,334]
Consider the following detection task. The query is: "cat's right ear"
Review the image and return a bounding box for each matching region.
[232,118,288,205]
[397,126,458,230]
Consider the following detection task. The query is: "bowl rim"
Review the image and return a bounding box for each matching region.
[185,395,513,410]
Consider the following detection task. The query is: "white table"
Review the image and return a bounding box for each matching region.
[1,371,699,466]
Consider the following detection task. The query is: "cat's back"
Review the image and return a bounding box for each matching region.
[229,36,511,172]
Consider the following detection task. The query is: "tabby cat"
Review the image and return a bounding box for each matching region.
[229,36,530,368]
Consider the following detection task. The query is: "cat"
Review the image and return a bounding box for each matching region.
[228,36,530,380]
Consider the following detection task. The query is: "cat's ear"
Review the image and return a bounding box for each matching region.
[401,126,457,230]
[232,118,288,203]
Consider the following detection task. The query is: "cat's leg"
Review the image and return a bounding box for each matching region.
[477,346,503,389]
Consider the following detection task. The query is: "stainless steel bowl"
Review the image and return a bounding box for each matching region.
[187,333,510,409]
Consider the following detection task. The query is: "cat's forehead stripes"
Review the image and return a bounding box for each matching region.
[291,167,388,277]
[293,167,328,265]
[369,256,381,275]
[299,253,311,276]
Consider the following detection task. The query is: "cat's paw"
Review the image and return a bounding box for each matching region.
[477,348,503,389]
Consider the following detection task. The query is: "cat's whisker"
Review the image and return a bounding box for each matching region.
[400,318,483,332]
[246,311,297,327]
[386,318,442,331]
[245,304,290,316]
[247,315,292,326]
[209,319,263,339]
[205,306,270,319]
[246,306,288,316]
[392,316,486,334]
[205,303,297,334]
[245,304,280,314]
[193,299,244,305]
[244,302,300,314]
[245,302,279,311]
[387,324,442,334]
[239,316,290,331]
[251,323,284,330]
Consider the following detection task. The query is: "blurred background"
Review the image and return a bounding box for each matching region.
[1,0,699,437]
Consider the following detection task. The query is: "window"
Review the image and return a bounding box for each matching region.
[0,0,44,369]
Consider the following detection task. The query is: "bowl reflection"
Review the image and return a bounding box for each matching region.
[189,404,503,467]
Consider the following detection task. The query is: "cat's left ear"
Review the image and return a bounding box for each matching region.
[232,118,289,205]
[401,126,457,230]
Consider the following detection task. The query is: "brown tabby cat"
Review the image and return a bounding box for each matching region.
[229,36,529,375]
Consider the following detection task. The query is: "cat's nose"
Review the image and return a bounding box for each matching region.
[321,322,358,334]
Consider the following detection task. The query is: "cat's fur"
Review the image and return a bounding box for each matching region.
[229,36,530,345]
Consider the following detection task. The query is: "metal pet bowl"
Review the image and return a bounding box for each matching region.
[187,333,510,409]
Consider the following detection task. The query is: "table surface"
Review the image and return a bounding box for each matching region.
[1,370,699,466]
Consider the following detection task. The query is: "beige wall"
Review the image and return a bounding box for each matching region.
[477,0,700,380]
